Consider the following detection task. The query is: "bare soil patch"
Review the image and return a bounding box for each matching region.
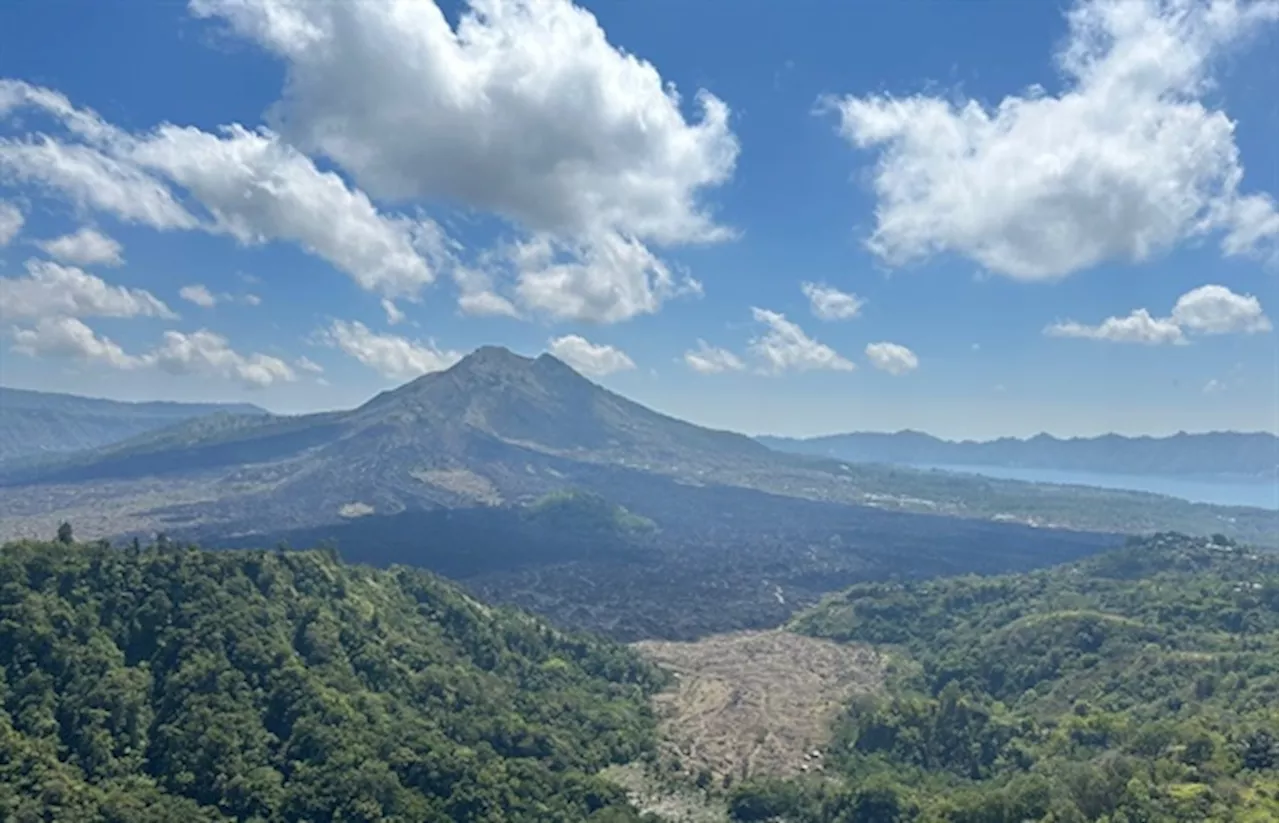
[634,629,883,781]
[600,763,728,823]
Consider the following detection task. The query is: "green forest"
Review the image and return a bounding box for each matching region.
[0,536,668,822]
[727,533,1278,822]
[1,530,1276,822]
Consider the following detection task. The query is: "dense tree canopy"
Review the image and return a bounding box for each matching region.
[0,538,668,822]
[729,533,1278,822]
[3,530,1275,822]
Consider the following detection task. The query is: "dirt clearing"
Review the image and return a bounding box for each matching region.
[633,629,883,781]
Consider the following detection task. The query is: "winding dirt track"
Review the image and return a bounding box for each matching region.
[634,630,883,780]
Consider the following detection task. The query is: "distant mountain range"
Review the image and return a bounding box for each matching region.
[0,387,267,463]
[758,429,1280,479]
[0,348,1274,549]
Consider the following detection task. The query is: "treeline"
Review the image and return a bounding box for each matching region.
[728,533,1278,822]
[0,534,669,822]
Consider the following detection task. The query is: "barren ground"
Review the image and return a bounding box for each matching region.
[633,629,883,781]
[600,764,728,823]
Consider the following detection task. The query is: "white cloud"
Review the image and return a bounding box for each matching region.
[188,0,739,323]
[801,281,864,320]
[546,334,635,377]
[0,136,199,230]
[0,79,119,141]
[380,298,406,325]
[748,307,854,374]
[179,283,218,308]
[453,265,520,318]
[322,319,460,380]
[1045,308,1187,345]
[146,328,296,388]
[459,288,520,318]
[190,0,737,242]
[1220,191,1280,256]
[179,285,267,308]
[0,81,440,299]
[8,307,295,388]
[864,341,919,375]
[823,0,1278,279]
[37,227,124,266]
[4,71,711,322]
[510,232,700,324]
[0,80,193,227]
[295,355,324,374]
[0,259,175,320]
[3,3,737,323]
[683,339,746,374]
[130,124,439,297]
[1170,284,1271,334]
[11,316,142,369]
[0,200,22,245]
[1202,377,1225,394]
[1045,283,1271,344]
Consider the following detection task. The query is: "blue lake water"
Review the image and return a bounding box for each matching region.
[911,463,1280,511]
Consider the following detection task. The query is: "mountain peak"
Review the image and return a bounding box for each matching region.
[445,346,590,389]
[358,345,591,415]
[452,345,536,373]
[364,345,581,390]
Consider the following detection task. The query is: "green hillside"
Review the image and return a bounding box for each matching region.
[0,538,668,822]
[525,490,658,536]
[726,533,1278,822]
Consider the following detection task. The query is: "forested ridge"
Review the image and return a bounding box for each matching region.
[0,537,667,822]
[725,533,1279,822]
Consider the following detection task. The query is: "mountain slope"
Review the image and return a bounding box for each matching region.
[759,429,1280,478]
[0,348,1275,545]
[0,537,665,822]
[0,347,796,528]
[0,386,268,463]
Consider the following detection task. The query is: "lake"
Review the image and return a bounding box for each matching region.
[912,463,1280,510]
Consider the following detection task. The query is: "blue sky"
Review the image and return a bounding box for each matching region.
[0,0,1276,439]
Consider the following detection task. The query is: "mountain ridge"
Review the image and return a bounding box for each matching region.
[0,386,270,464]
[758,428,1280,478]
